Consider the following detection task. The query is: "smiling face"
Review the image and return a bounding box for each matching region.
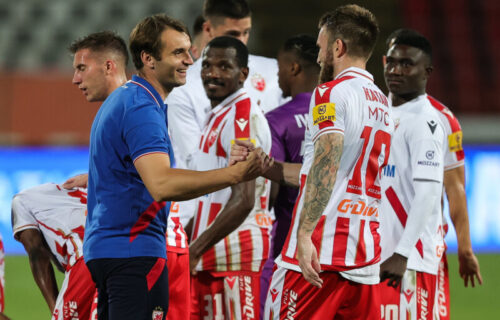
[384,44,431,103]
[72,48,109,102]
[201,46,247,107]
[154,28,193,91]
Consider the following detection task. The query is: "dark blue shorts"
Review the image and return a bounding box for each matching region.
[87,257,168,320]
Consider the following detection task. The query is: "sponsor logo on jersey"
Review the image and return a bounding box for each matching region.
[270,288,279,302]
[337,199,378,217]
[368,106,390,126]
[317,86,328,97]
[427,120,437,134]
[226,276,237,289]
[152,307,164,320]
[448,131,463,152]
[404,288,414,303]
[255,212,272,227]
[418,288,429,320]
[236,118,248,131]
[63,301,79,319]
[417,160,440,167]
[251,74,266,91]
[426,150,435,160]
[363,87,389,106]
[383,164,395,177]
[312,103,335,125]
[242,276,255,319]
[437,260,448,317]
[286,290,298,320]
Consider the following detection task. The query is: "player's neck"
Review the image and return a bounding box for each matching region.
[390,90,425,107]
[291,74,318,98]
[136,69,171,101]
[332,58,366,79]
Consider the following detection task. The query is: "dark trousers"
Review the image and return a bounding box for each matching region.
[87,257,168,320]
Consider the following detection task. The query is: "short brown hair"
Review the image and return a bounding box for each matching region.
[69,31,129,67]
[318,4,379,60]
[203,0,251,26]
[129,14,189,70]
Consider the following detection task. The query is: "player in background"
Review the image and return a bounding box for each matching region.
[377,29,448,320]
[190,15,210,60]
[166,0,285,229]
[259,34,319,313]
[260,5,393,319]
[84,15,271,320]
[188,36,272,320]
[10,31,128,320]
[384,28,482,320]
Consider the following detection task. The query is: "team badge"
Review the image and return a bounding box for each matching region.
[206,128,219,149]
[251,74,266,91]
[448,131,463,152]
[152,307,164,320]
[312,103,335,125]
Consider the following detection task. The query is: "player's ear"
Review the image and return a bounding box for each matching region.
[291,61,301,76]
[382,55,387,67]
[105,60,115,74]
[141,51,155,69]
[425,65,433,78]
[240,66,249,84]
[334,38,347,58]
[203,20,213,38]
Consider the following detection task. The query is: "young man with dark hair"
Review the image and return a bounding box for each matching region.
[83,14,271,320]
[259,34,319,312]
[261,5,393,319]
[11,31,128,320]
[166,0,285,230]
[383,28,482,320]
[187,36,272,320]
[378,29,482,320]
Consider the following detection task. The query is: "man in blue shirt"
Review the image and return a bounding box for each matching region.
[84,14,272,320]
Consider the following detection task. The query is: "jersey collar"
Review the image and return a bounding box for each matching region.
[211,88,248,115]
[335,67,374,82]
[129,75,165,110]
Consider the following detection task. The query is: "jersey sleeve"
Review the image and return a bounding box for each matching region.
[123,102,171,163]
[309,85,346,143]
[443,115,465,170]
[407,116,445,183]
[166,87,204,169]
[11,189,40,239]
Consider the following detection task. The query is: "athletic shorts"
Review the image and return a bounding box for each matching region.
[191,271,261,320]
[264,265,380,320]
[87,257,168,320]
[378,269,437,320]
[52,258,96,320]
[166,251,190,320]
[435,252,450,320]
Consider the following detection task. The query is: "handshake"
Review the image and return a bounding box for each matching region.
[229,140,274,181]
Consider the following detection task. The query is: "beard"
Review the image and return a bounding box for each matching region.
[318,47,334,84]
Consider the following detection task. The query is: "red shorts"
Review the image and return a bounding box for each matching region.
[435,252,450,320]
[191,271,261,320]
[378,269,437,320]
[264,265,380,320]
[166,251,190,320]
[52,258,96,320]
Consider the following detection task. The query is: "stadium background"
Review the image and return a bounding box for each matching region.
[0,0,498,318]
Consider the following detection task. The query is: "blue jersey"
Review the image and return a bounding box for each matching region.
[84,75,174,261]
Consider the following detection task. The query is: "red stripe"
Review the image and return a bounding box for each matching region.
[171,217,183,247]
[202,246,216,271]
[370,221,381,261]
[385,187,408,226]
[311,216,326,258]
[282,174,307,259]
[318,120,334,130]
[203,108,231,153]
[129,201,166,242]
[259,227,270,272]
[216,121,228,158]
[129,81,161,108]
[332,217,350,266]
[385,187,424,258]
[146,258,165,290]
[234,98,251,139]
[225,237,232,270]
[239,230,253,271]
[192,201,204,240]
[208,203,222,225]
[336,70,372,82]
[354,219,367,264]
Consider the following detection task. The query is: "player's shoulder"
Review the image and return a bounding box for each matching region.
[249,54,278,69]
[426,95,461,129]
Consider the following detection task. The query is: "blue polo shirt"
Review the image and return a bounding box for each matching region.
[84,75,174,261]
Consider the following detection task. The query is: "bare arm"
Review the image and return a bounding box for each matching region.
[62,173,88,189]
[188,180,256,273]
[17,229,59,312]
[297,133,344,287]
[134,149,270,202]
[443,166,482,287]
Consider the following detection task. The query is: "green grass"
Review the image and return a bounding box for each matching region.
[3,254,498,319]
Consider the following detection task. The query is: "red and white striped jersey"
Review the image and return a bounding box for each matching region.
[427,95,464,170]
[191,89,272,275]
[11,183,87,270]
[166,202,189,253]
[277,67,394,284]
[380,94,446,275]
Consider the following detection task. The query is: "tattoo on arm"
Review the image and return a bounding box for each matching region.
[298,133,343,235]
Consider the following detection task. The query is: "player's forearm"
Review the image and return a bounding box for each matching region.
[28,248,59,311]
[445,178,473,253]
[264,161,302,188]
[395,179,441,258]
[190,181,255,257]
[298,134,342,237]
